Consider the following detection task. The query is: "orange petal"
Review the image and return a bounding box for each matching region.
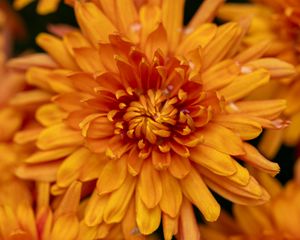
[168,154,191,179]
[36,33,78,70]
[159,170,182,218]
[36,104,67,127]
[213,114,262,140]
[50,214,79,240]
[162,214,178,240]
[200,123,245,155]
[177,197,201,240]
[85,192,108,227]
[145,24,168,60]
[56,148,92,188]
[136,191,161,235]
[161,0,184,52]
[190,144,237,176]
[97,156,127,195]
[103,175,136,223]
[137,160,162,208]
[238,143,280,176]
[219,69,270,102]
[180,168,220,221]
[177,23,217,55]
[74,2,116,46]
[37,124,83,150]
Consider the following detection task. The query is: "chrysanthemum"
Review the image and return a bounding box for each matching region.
[13,0,296,239]
[201,163,300,240]
[218,2,300,159]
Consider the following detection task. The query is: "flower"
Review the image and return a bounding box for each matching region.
[13,0,296,239]
[218,2,300,159]
[201,163,300,240]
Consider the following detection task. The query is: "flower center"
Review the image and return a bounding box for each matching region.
[123,89,178,144]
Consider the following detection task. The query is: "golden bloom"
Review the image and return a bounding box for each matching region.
[201,165,300,240]
[13,0,296,239]
[218,2,300,159]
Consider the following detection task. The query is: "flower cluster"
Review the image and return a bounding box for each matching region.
[0,0,300,239]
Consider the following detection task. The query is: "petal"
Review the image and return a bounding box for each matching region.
[36,104,67,127]
[36,33,78,70]
[177,23,217,55]
[162,0,184,52]
[24,147,76,164]
[56,148,92,188]
[177,197,201,240]
[162,214,178,240]
[238,143,280,176]
[50,214,79,240]
[213,114,262,140]
[159,170,182,218]
[85,192,108,226]
[37,124,83,150]
[103,175,136,223]
[145,24,168,60]
[137,160,162,208]
[245,58,296,79]
[219,69,270,102]
[97,156,127,195]
[74,2,116,46]
[136,191,161,235]
[180,168,220,221]
[190,144,237,176]
[200,123,245,155]
[168,154,191,179]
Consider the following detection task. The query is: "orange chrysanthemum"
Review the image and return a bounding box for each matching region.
[201,164,300,240]
[218,2,300,159]
[12,0,296,239]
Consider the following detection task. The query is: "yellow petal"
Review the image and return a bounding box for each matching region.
[36,33,78,70]
[187,0,224,29]
[168,154,191,179]
[36,104,67,127]
[177,23,217,55]
[201,59,240,91]
[140,4,161,49]
[137,160,162,208]
[162,0,184,52]
[37,124,83,150]
[177,198,201,240]
[203,22,241,69]
[103,175,136,223]
[200,123,245,155]
[159,170,182,218]
[73,47,105,73]
[56,148,91,188]
[213,114,262,140]
[74,2,116,46]
[136,191,161,235]
[219,69,270,102]
[50,214,79,240]
[190,144,236,176]
[162,214,178,240]
[245,58,296,79]
[115,0,139,42]
[85,192,108,227]
[239,143,280,176]
[24,147,76,164]
[180,168,220,221]
[97,157,127,195]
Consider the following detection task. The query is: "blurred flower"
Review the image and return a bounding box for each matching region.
[13,0,61,15]
[12,0,296,239]
[201,162,300,240]
[218,2,300,159]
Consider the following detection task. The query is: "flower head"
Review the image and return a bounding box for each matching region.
[13,0,296,239]
[218,2,300,158]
